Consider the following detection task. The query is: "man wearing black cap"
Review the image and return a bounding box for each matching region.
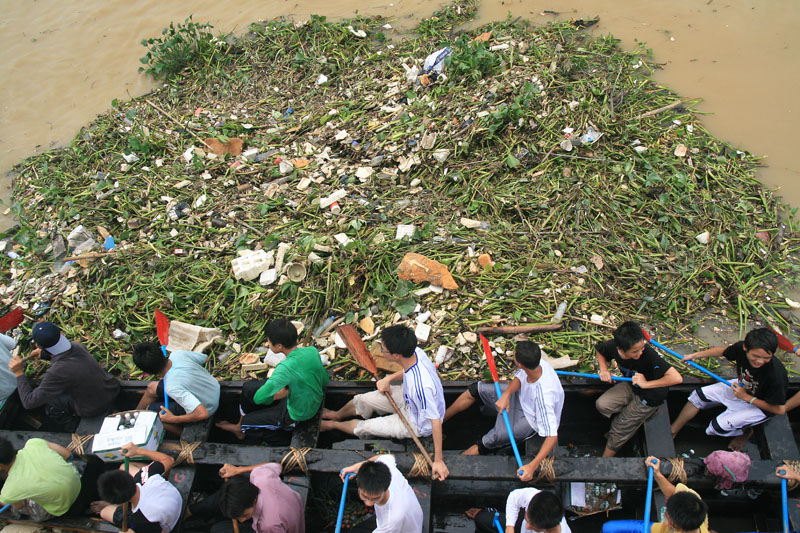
[8,321,120,431]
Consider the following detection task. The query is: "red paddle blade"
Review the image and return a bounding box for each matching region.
[480,334,500,383]
[155,309,170,346]
[336,324,378,377]
[0,307,24,333]
[769,327,796,353]
[640,328,652,342]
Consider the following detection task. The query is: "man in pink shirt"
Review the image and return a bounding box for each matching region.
[186,462,304,533]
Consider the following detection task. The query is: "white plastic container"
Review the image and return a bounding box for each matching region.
[92,410,164,462]
[231,250,271,281]
[262,349,287,367]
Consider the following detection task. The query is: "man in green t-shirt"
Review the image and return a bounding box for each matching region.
[216,318,329,440]
[0,437,81,521]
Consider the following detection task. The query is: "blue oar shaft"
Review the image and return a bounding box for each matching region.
[0,504,10,514]
[493,512,504,533]
[335,473,354,533]
[644,465,655,533]
[493,381,524,470]
[782,477,789,533]
[161,345,169,409]
[556,370,632,382]
[649,339,731,386]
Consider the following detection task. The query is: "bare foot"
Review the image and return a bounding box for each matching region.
[728,428,754,451]
[320,419,335,432]
[461,444,480,456]
[90,501,110,514]
[215,420,245,440]
[465,508,482,519]
[321,408,339,421]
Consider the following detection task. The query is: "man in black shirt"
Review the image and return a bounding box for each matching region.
[595,321,682,457]
[671,328,788,451]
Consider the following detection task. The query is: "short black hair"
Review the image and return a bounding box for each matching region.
[132,342,168,374]
[265,318,298,349]
[613,321,646,351]
[381,325,416,358]
[97,470,137,504]
[666,490,707,531]
[516,341,542,370]
[744,328,778,356]
[0,437,16,465]
[356,460,392,495]
[219,475,259,519]
[526,491,563,530]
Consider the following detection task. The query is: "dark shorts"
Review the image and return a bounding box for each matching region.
[239,380,295,433]
[146,380,187,416]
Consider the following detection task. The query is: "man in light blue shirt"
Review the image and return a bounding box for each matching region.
[133,342,220,436]
[0,333,17,407]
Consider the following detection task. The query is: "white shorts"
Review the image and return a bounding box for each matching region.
[688,381,768,437]
[352,386,422,439]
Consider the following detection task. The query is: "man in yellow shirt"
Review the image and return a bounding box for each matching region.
[602,456,708,533]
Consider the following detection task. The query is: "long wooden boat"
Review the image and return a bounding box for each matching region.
[2,377,800,532]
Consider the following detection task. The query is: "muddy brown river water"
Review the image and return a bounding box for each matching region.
[1,0,798,230]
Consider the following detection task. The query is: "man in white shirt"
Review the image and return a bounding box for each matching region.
[467,488,571,533]
[93,442,182,533]
[339,454,423,533]
[321,325,449,480]
[444,340,564,481]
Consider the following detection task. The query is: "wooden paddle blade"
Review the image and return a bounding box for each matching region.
[0,307,24,334]
[770,327,796,353]
[155,309,170,346]
[336,324,378,377]
[480,334,500,383]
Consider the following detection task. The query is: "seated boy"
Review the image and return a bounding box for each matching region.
[444,340,563,481]
[467,487,571,533]
[320,324,448,480]
[9,321,120,431]
[93,442,182,532]
[187,462,304,533]
[0,437,81,521]
[216,318,329,439]
[340,454,423,533]
[601,456,708,533]
[595,321,682,457]
[670,327,788,450]
[134,342,221,436]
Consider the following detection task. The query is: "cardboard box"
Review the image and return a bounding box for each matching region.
[92,410,165,462]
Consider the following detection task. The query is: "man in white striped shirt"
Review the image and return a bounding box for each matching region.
[321,325,449,480]
[444,341,563,481]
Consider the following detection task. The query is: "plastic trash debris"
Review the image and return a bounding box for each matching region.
[122,153,140,163]
[259,268,277,286]
[347,25,367,38]
[262,348,287,367]
[478,253,493,269]
[398,252,459,290]
[320,190,347,209]
[231,250,271,281]
[695,231,710,244]
[674,144,688,157]
[579,126,603,145]
[316,74,329,85]
[355,167,374,181]
[168,202,191,221]
[415,322,431,343]
[103,236,116,250]
[435,345,454,366]
[460,218,490,230]
[423,47,452,76]
[395,224,416,240]
[274,242,291,274]
[432,149,450,163]
[552,302,568,323]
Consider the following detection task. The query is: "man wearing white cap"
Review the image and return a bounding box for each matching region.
[8,322,120,431]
